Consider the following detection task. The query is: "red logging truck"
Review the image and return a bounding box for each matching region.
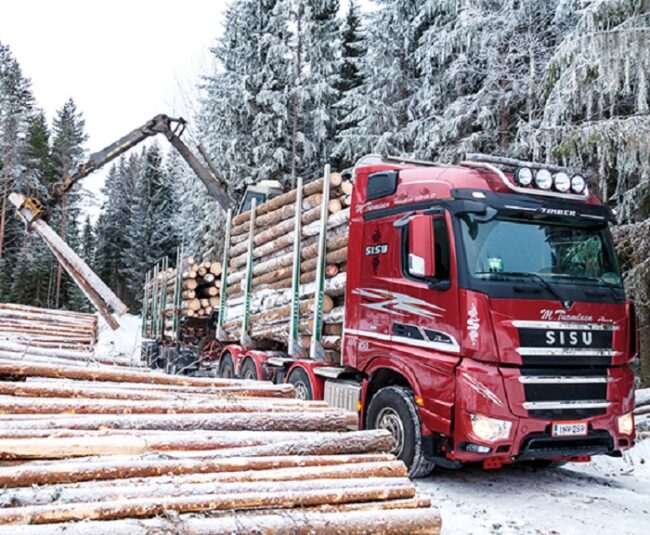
[146,153,638,476]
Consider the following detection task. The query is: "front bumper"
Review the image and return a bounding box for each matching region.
[441,358,635,464]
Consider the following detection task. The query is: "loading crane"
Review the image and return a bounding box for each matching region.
[22,114,232,223]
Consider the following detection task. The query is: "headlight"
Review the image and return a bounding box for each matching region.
[515,167,534,187]
[571,174,587,194]
[618,412,634,435]
[553,171,571,193]
[470,413,512,442]
[534,169,553,190]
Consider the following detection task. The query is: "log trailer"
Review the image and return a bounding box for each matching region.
[144,153,638,477]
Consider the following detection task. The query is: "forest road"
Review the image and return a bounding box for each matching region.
[415,439,650,535]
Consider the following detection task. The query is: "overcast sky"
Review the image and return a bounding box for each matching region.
[0,0,226,210]
[0,1,372,217]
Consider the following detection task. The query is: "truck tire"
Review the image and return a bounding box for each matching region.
[287,367,313,400]
[366,386,435,478]
[239,358,258,381]
[177,349,197,375]
[218,353,236,378]
[149,343,162,369]
[164,348,177,375]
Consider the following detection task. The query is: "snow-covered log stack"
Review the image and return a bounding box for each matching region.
[634,388,650,437]
[0,360,441,533]
[222,172,352,361]
[0,303,126,367]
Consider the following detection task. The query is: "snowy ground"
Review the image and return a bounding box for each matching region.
[416,437,650,535]
[95,313,142,364]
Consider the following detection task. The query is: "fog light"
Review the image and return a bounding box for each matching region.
[618,412,634,435]
[534,169,553,190]
[465,442,492,454]
[470,414,512,442]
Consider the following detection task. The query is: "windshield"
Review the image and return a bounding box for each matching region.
[459,215,623,288]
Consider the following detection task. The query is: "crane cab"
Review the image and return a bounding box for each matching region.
[238,180,283,214]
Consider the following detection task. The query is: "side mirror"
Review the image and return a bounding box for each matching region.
[408,215,436,278]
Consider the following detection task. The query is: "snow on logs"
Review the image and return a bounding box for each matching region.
[0,303,134,367]
[0,361,440,532]
[223,172,351,361]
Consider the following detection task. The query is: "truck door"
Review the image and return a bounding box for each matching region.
[393,210,460,357]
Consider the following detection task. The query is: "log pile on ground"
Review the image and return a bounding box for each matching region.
[0,360,441,533]
[0,303,128,367]
[222,172,351,361]
[634,388,650,438]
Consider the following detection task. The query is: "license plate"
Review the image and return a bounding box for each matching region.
[551,421,588,437]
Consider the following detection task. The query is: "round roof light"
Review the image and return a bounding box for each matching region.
[535,169,553,190]
[553,171,571,193]
[515,167,534,187]
[571,174,587,194]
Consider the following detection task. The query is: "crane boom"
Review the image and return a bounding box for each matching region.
[47,114,231,212]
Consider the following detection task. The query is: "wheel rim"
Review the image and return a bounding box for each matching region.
[293,381,309,400]
[376,407,405,457]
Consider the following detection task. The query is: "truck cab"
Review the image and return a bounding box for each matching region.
[324,154,637,475]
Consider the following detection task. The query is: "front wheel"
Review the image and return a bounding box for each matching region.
[287,367,313,400]
[366,386,435,478]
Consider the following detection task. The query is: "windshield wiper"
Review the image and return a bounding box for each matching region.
[475,271,566,302]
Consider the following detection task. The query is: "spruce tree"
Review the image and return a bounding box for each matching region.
[300,0,340,177]
[335,0,425,161]
[49,98,87,308]
[332,0,366,168]
[0,42,34,298]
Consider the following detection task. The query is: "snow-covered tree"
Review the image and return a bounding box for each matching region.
[122,145,179,308]
[49,98,87,307]
[0,42,34,273]
[332,0,367,168]
[301,0,340,177]
[523,0,650,222]
[335,0,425,162]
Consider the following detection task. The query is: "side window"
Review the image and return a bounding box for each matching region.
[403,216,451,282]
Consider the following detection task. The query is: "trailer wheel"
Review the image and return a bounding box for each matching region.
[240,358,258,381]
[288,367,313,400]
[366,386,435,478]
[164,348,178,375]
[218,353,236,379]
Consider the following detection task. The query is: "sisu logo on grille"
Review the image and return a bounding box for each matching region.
[354,288,445,318]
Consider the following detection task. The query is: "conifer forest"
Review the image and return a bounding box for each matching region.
[1,0,649,383]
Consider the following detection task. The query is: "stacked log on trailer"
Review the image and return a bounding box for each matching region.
[0,360,441,533]
[180,258,223,318]
[221,170,352,361]
[142,256,222,345]
[0,303,128,367]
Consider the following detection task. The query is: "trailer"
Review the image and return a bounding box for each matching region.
[144,154,638,477]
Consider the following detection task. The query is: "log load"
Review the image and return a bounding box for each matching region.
[221,171,352,363]
[143,257,222,345]
[0,359,441,533]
